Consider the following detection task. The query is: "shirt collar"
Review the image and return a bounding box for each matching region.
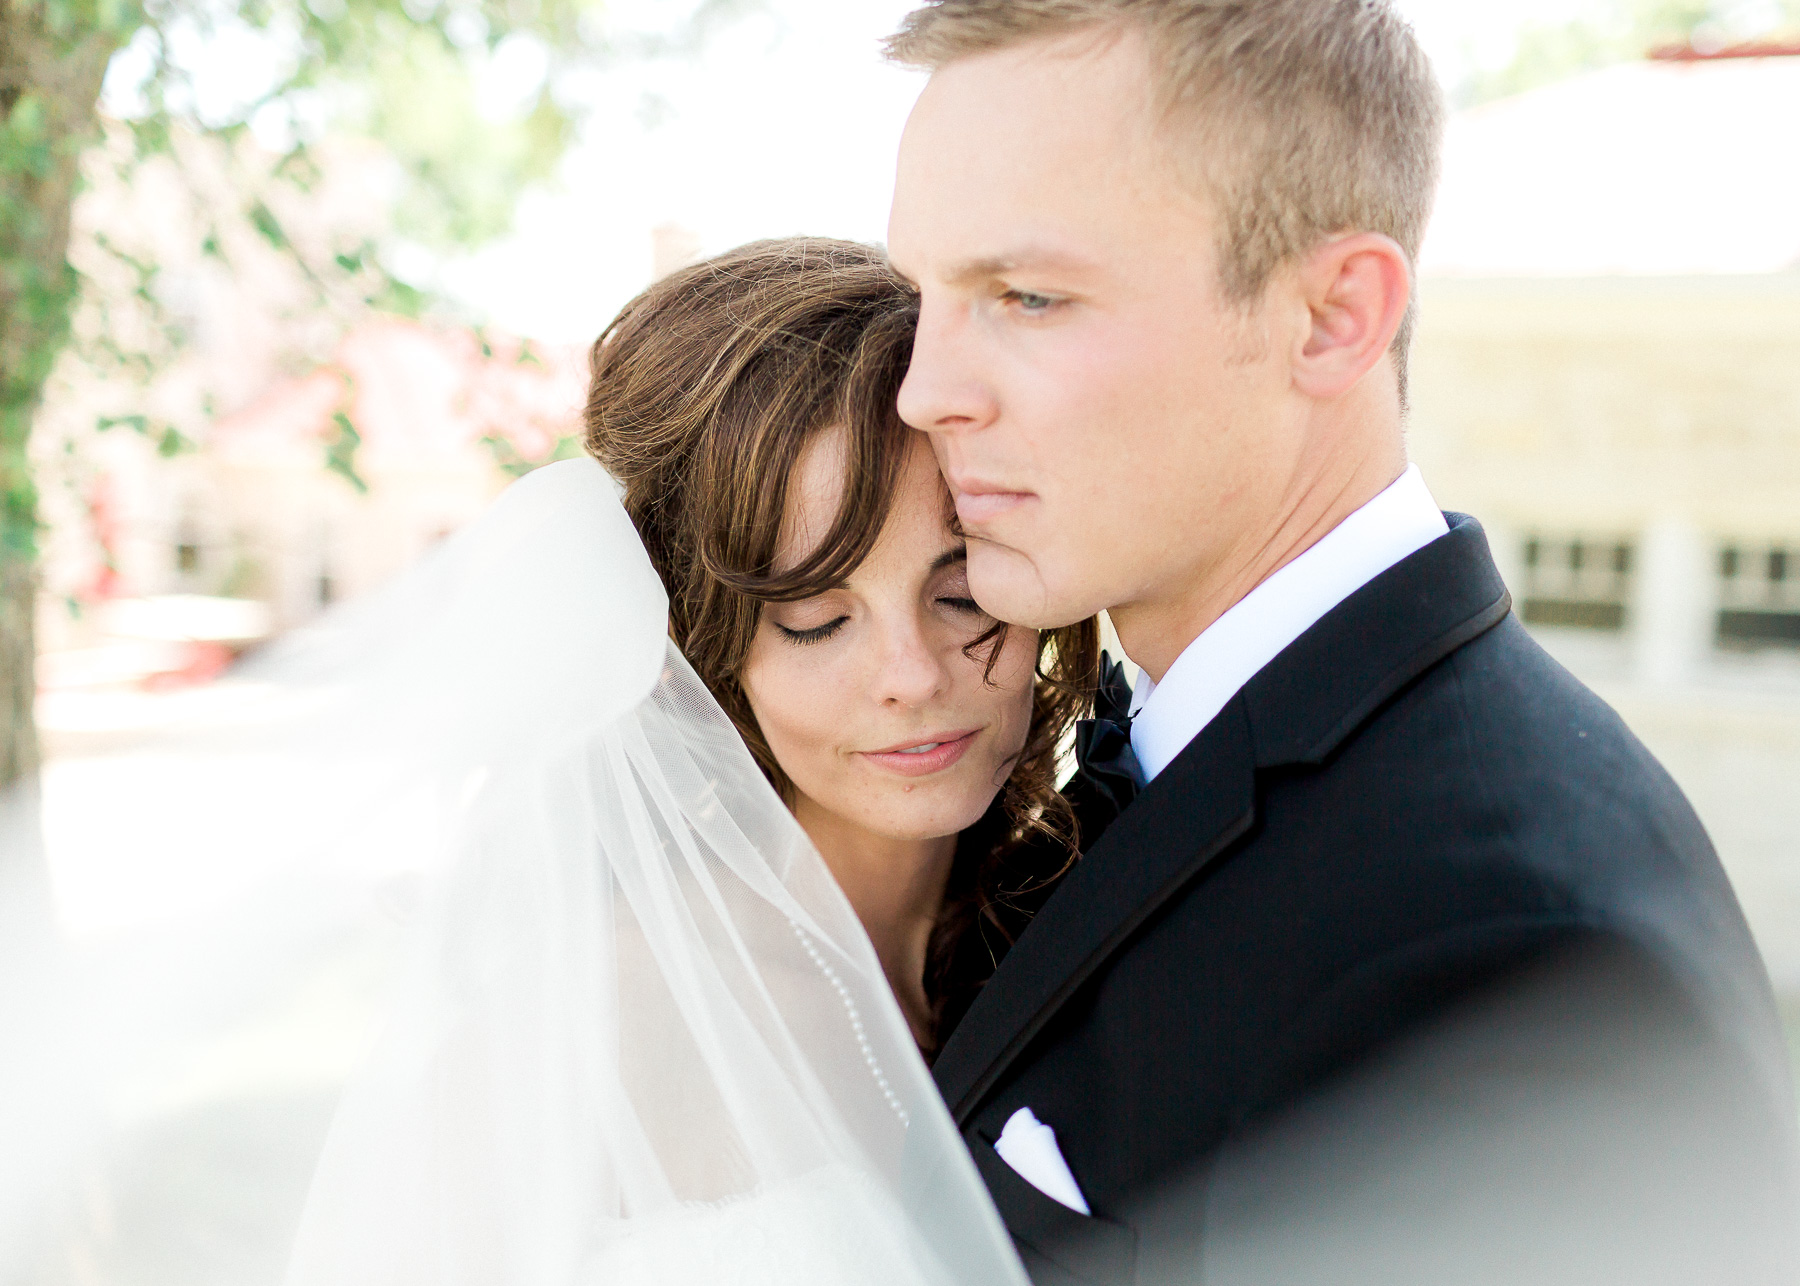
[1126,464,1449,782]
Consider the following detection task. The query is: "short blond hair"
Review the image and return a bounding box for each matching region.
[886,0,1444,401]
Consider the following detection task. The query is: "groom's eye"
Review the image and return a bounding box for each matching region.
[1003,289,1059,314]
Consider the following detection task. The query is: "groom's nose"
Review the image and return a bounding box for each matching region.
[897,297,997,439]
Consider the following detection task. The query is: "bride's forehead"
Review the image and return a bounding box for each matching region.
[778,430,950,560]
[782,424,853,539]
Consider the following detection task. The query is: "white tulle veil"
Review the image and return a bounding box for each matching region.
[0,459,1028,1286]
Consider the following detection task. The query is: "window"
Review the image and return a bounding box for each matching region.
[174,513,204,578]
[1717,543,1800,649]
[1519,534,1634,631]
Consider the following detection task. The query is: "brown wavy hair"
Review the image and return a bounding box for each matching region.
[583,237,1098,1051]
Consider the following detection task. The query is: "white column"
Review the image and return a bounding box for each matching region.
[1633,517,1713,686]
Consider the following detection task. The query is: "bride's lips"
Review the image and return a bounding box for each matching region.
[859,730,980,777]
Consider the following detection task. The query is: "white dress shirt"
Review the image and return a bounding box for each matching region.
[1127,464,1449,782]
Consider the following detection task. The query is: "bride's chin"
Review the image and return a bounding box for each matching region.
[858,783,1000,845]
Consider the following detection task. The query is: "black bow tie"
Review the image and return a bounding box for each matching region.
[1073,650,1143,815]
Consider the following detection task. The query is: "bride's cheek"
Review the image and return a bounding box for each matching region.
[740,653,836,783]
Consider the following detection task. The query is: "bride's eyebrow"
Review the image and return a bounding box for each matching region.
[767,577,849,601]
[929,548,968,573]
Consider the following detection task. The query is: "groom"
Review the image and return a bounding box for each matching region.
[885,2,1798,1282]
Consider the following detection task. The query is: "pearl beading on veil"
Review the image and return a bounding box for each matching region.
[791,921,910,1128]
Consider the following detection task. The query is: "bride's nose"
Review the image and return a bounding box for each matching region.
[872,614,950,709]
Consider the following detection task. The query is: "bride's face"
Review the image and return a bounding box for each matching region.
[740,429,1038,845]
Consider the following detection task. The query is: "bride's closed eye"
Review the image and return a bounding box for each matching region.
[773,615,849,646]
[932,557,990,620]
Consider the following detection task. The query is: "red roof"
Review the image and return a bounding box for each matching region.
[1649,39,1800,61]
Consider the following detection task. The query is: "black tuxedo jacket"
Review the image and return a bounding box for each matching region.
[935,516,1798,1285]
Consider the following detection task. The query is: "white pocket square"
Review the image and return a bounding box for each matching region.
[994,1106,1092,1215]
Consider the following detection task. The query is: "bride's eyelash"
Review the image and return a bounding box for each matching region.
[774,617,848,645]
[938,596,985,615]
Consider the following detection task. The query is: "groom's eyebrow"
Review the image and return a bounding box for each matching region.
[944,247,1096,285]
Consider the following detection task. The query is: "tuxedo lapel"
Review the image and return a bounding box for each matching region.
[1240,516,1511,769]
[932,515,1513,1125]
[932,697,1259,1122]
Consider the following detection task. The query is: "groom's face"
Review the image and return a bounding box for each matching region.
[889,29,1302,633]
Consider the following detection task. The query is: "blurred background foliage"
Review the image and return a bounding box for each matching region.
[0,0,754,785]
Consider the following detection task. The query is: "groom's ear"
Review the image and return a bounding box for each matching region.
[1289,231,1412,402]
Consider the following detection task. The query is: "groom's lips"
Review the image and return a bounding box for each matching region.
[951,483,1034,528]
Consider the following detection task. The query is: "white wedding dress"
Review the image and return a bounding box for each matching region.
[0,460,1028,1286]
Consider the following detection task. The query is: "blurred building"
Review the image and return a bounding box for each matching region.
[37,317,585,693]
[1410,46,1800,998]
[32,127,587,700]
[200,318,585,626]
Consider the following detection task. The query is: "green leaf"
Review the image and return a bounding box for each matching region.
[273,143,323,192]
[248,201,290,250]
[325,409,370,493]
[479,431,581,479]
[127,115,173,161]
[156,425,196,457]
[368,275,427,318]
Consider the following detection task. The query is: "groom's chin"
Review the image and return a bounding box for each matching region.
[967,543,1090,632]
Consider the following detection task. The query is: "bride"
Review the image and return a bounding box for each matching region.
[586,236,1097,1054]
[0,238,1090,1284]
[268,238,1099,1284]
